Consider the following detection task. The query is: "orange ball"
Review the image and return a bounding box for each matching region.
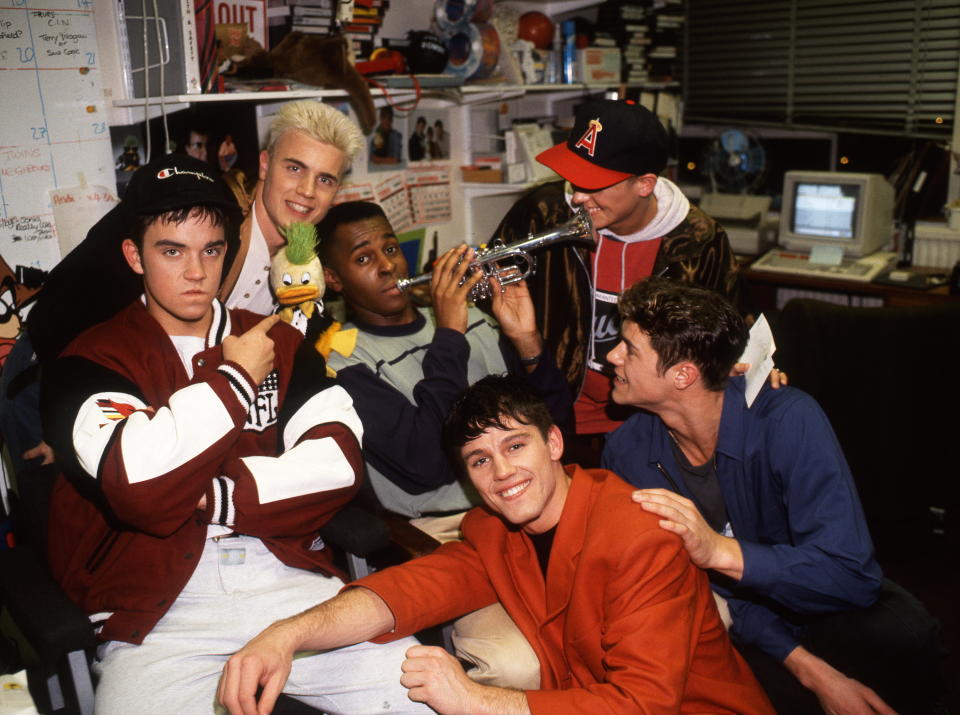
[518,11,554,50]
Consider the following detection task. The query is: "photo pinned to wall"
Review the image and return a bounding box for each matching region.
[407,108,452,164]
[110,125,146,197]
[368,105,407,171]
[111,103,261,200]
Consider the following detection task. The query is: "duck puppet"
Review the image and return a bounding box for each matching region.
[269,221,356,375]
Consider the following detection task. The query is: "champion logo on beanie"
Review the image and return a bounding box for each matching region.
[156,166,215,182]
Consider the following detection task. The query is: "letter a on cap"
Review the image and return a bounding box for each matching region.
[574,119,603,157]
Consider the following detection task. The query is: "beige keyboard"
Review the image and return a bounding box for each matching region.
[751,250,897,282]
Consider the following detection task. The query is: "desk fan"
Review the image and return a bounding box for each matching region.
[703,128,767,194]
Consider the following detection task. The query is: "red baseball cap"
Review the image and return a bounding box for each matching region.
[536,99,669,190]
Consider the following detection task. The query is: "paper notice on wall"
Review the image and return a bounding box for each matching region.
[49,185,118,258]
[738,313,776,408]
[333,171,450,236]
[334,182,375,205]
[375,173,414,234]
[406,166,451,225]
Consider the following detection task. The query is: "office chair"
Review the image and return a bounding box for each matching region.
[0,462,96,715]
[773,297,960,555]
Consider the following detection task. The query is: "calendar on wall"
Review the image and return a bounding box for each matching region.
[375,172,414,234]
[407,166,451,226]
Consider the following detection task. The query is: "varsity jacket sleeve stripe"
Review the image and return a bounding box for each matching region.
[206,345,364,536]
[42,354,258,536]
[281,384,362,451]
[239,386,362,504]
[72,382,236,485]
[211,420,362,537]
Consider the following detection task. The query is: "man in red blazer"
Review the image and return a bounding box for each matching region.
[219,375,773,715]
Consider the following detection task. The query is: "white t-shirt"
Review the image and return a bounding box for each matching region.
[225,202,275,315]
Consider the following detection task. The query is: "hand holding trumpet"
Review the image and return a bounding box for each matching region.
[489,270,542,361]
[429,244,543,368]
[431,245,484,334]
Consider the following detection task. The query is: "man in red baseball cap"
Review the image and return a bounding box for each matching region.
[530,99,741,458]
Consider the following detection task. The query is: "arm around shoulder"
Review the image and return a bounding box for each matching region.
[529,519,766,713]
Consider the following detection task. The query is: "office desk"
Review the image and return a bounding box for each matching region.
[742,264,957,312]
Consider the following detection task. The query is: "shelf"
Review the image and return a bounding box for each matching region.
[500,0,604,14]
[461,181,536,195]
[461,177,561,196]
[520,81,678,92]
[112,88,352,107]
[111,81,680,109]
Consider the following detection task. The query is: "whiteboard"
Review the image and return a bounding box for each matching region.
[0,0,116,273]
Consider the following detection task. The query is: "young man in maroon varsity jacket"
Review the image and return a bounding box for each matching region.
[41,156,429,715]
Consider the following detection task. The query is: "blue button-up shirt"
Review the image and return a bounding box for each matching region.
[602,377,883,661]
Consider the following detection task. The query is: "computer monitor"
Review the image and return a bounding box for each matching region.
[779,171,895,258]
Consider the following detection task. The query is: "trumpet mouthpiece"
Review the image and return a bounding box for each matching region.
[396,272,432,293]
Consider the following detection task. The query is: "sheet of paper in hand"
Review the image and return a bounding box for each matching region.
[738,314,776,408]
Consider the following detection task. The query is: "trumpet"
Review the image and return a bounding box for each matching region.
[396,209,595,301]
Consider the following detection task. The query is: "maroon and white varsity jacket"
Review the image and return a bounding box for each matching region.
[44,299,363,644]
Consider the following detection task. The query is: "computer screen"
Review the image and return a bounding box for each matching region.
[779,171,894,258]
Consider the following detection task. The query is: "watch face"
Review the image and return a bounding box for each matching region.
[720,129,750,153]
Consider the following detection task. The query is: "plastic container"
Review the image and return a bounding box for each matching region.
[561,19,577,83]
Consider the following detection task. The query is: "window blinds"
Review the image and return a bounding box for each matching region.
[684,0,960,139]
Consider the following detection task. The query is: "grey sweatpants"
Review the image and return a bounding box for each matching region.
[93,534,430,714]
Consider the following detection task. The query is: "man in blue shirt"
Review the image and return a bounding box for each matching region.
[601,277,940,714]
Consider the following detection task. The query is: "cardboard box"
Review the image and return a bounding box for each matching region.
[577,47,622,85]
[913,221,960,268]
[461,166,504,183]
[472,155,503,170]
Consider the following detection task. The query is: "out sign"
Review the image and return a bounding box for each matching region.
[214,0,267,50]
